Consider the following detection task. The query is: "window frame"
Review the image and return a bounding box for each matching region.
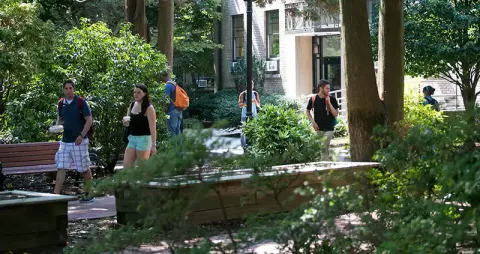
[266,10,280,59]
[232,14,245,61]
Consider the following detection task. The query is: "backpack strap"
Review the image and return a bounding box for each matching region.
[128,101,135,116]
[58,98,64,109]
[242,90,257,103]
[166,81,177,103]
[311,95,316,111]
[77,97,84,111]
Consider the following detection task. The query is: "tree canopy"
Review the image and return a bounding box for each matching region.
[0,0,56,114]
[404,0,480,111]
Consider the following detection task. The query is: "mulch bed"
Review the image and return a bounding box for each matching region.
[3,172,89,195]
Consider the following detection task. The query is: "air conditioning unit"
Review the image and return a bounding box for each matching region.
[266,60,279,72]
[230,62,238,72]
[197,79,208,88]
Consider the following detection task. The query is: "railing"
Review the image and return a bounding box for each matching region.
[329,89,347,120]
[303,88,478,122]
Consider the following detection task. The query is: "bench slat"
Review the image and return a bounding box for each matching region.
[0,144,59,153]
[0,154,58,163]
[2,160,55,168]
[0,142,59,148]
[0,150,57,159]
[3,165,58,175]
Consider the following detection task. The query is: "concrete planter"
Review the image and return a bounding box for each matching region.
[0,190,76,252]
[115,161,378,225]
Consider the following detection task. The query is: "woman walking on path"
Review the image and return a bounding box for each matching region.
[122,84,157,168]
[238,81,260,148]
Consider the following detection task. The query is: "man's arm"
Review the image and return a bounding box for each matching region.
[305,98,318,130]
[80,116,93,138]
[328,97,339,118]
[80,99,93,138]
[305,109,314,123]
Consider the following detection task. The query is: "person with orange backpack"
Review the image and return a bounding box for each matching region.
[52,80,94,202]
[162,72,189,137]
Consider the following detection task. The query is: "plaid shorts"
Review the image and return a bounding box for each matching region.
[55,139,91,172]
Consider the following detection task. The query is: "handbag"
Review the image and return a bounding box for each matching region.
[123,126,130,144]
[123,101,134,144]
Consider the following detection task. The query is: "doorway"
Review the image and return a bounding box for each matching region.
[312,36,341,94]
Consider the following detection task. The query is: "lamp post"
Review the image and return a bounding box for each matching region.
[245,0,253,119]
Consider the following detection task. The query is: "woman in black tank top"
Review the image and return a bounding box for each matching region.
[122,84,157,169]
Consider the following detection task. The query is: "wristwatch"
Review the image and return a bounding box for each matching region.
[80,134,87,139]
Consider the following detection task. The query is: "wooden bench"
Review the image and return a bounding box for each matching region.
[0,142,60,175]
[0,142,99,190]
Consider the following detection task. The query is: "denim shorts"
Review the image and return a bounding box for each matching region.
[127,135,152,151]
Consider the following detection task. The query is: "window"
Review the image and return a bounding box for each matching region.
[232,15,244,60]
[322,36,341,57]
[266,10,280,59]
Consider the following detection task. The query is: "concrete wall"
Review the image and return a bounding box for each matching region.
[295,37,313,98]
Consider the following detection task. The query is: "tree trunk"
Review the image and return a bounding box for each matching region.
[125,0,150,42]
[158,0,174,67]
[377,0,405,124]
[340,0,385,162]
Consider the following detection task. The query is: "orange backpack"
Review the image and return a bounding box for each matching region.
[168,81,189,110]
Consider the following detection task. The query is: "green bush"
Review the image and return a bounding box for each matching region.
[261,94,301,111]
[236,97,479,253]
[187,91,216,122]
[182,118,203,130]
[188,91,301,128]
[333,117,348,138]
[4,20,169,172]
[244,104,323,164]
[231,56,266,92]
[211,89,241,127]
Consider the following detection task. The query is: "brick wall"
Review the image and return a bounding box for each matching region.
[221,0,288,94]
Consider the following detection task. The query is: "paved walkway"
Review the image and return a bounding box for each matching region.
[68,195,116,221]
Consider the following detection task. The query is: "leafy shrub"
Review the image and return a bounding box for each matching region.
[4,20,168,172]
[187,91,216,122]
[231,56,266,92]
[333,117,348,138]
[67,127,333,253]
[182,118,203,130]
[188,91,301,128]
[0,0,56,121]
[211,89,241,127]
[187,89,239,126]
[261,94,301,111]
[244,104,323,164]
[237,98,479,253]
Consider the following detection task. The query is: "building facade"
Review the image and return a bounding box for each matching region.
[217,0,477,112]
[219,0,376,98]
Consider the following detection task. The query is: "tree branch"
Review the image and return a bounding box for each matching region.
[473,62,480,88]
[447,62,462,79]
[441,71,463,88]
